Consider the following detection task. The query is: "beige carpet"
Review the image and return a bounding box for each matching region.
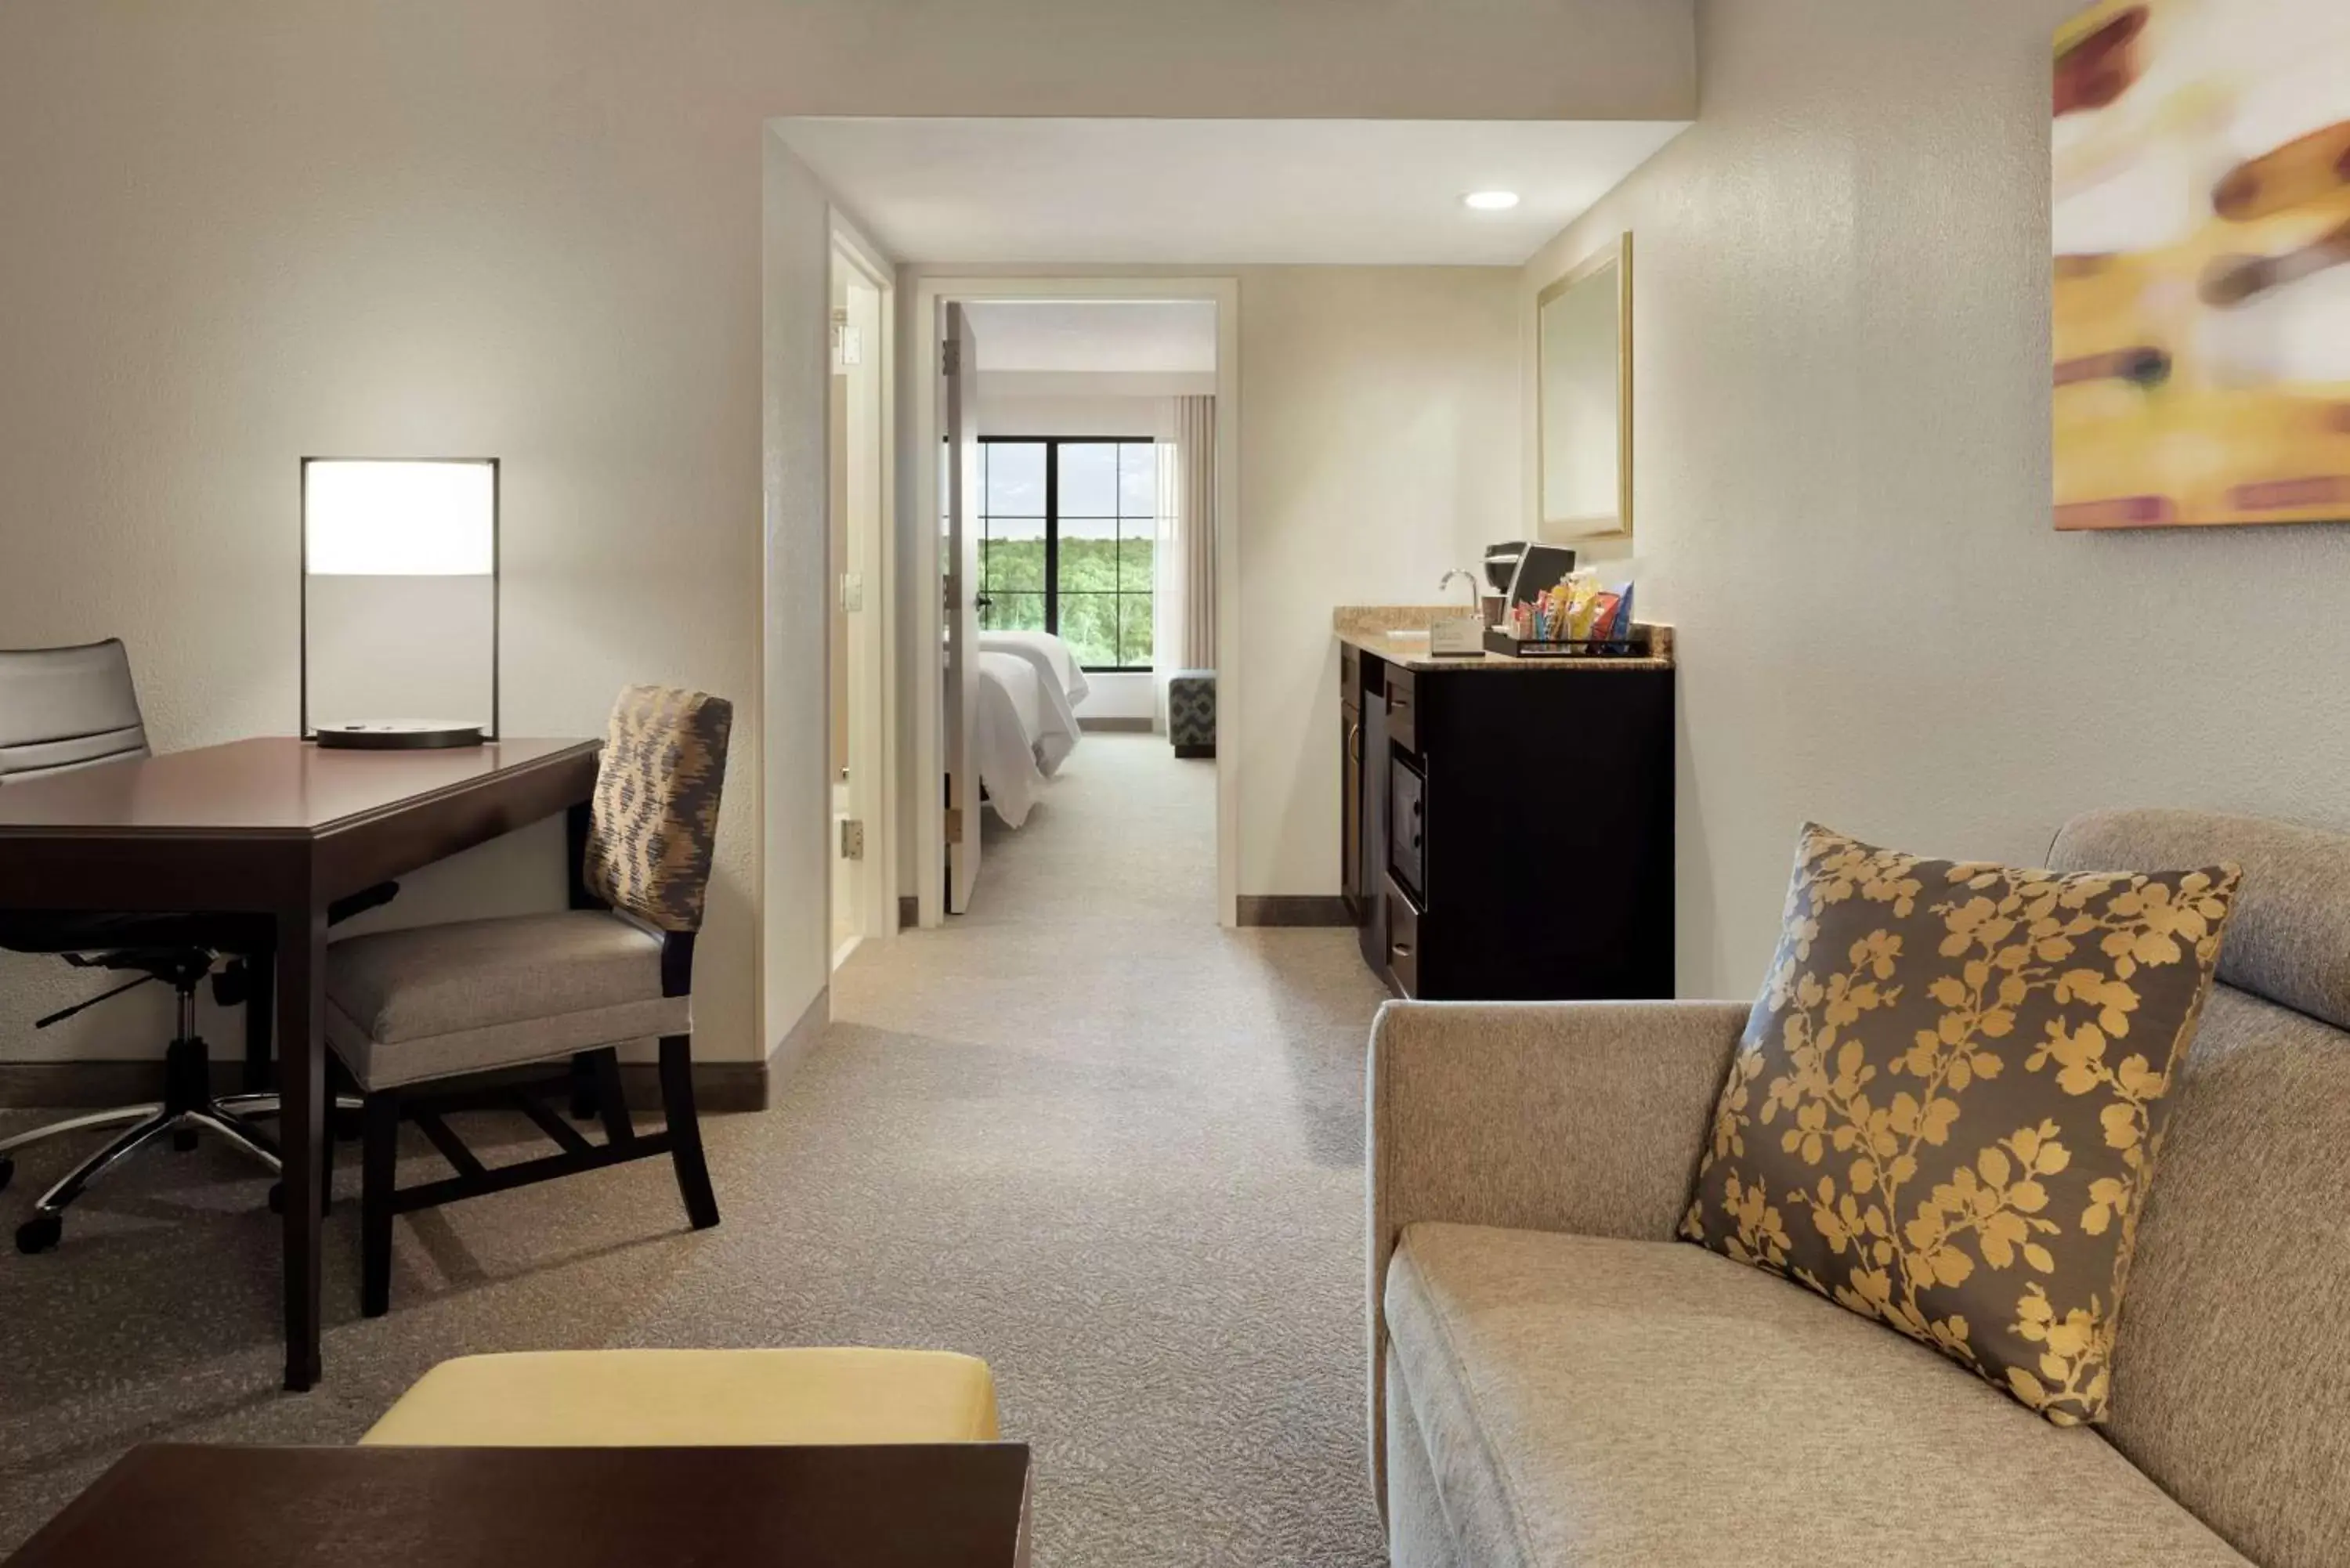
[0,732,1391,1565]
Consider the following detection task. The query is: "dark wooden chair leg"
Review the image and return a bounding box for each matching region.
[360,1091,400,1317]
[589,1048,634,1150]
[656,1035,718,1230]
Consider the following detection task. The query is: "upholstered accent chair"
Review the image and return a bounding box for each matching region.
[1368,808,2350,1568]
[325,685,732,1317]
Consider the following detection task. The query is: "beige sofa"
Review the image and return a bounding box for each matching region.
[1368,809,2350,1568]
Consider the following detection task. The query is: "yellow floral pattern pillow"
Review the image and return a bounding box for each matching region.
[1683,824,2239,1425]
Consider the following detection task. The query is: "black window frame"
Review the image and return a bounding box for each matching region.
[977,435,1156,674]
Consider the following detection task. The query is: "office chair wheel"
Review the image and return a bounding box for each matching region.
[172,1127,201,1153]
[16,1212,62,1255]
[0,1155,13,1194]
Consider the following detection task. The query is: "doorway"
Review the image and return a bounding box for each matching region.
[912,277,1240,930]
[828,220,896,967]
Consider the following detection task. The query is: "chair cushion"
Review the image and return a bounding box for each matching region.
[1681,822,2239,1425]
[325,911,687,1090]
[1385,1223,2247,1568]
[359,1349,999,1446]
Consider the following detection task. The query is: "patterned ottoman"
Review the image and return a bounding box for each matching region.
[1169,670,1217,758]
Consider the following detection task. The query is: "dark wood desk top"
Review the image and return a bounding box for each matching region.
[6,1443,1033,1568]
[0,738,597,836]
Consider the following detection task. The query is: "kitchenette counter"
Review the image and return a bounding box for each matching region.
[1335,604,1675,1003]
[1333,605,1674,671]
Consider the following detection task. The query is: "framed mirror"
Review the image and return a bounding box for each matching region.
[1536,233,1632,540]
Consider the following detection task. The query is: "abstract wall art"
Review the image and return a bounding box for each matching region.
[2053,0,2350,529]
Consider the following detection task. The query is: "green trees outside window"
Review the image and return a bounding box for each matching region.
[979,439,1155,670]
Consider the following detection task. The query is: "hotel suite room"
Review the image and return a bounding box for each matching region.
[2,2,2348,1566]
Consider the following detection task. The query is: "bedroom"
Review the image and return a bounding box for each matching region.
[820,215,1233,944]
[956,298,1220,900]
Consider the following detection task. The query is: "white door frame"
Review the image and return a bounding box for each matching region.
[909,274,1241,929]
[830,210,898,953]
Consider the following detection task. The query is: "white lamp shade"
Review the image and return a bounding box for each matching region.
[305,459,495,576]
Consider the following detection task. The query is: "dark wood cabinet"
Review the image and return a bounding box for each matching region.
[1340,641,1674,1002]
[1341,644,1364,919]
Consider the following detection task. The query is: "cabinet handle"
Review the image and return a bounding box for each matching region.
[1390,941,1412,960]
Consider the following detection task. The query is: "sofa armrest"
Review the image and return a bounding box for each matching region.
[1365,997,1748,1514]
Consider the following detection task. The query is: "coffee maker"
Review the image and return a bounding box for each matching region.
[1480,541,1574,626]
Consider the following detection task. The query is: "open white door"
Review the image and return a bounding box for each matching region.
[942,302,983,913]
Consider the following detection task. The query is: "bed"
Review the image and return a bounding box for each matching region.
[979,630,1090,709]
[973,651,1066,829]
[972,630,1091,829]
[978,630,1087,775]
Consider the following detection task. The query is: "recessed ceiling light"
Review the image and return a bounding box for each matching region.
[1462,190,1520,211]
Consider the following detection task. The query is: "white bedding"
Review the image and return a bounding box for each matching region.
[978,630,1087,774]
[974,650,1053,828]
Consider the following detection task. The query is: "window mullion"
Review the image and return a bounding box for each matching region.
[1043,439,1061,635]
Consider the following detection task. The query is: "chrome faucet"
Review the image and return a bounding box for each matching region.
[1438,569,1481,612]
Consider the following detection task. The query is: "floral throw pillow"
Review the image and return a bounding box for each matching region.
[1682,823,2239,1425]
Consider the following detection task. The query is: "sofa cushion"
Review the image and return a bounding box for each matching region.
[1682,822,2238,1424]
[1385,1223,2247,1568]
[2044,809,2350,1568]
[2090,985,2350,1568]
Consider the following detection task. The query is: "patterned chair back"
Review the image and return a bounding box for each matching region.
[581,685,732,933]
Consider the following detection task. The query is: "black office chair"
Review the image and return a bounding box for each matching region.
[0,640,392,1253]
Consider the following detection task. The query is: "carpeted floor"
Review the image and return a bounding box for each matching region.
[0,732,1392,1565]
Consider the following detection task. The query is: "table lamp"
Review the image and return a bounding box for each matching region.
[301,458,499,750]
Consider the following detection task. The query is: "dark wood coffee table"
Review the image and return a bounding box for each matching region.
[5,1443,1033,1567]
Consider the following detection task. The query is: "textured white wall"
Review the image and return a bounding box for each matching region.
[1236,267,1522,898]
[1525,0,2350,999]
[0,0,1692,1068]
[762,136,840,1057]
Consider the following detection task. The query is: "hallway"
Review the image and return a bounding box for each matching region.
[0,733,1391,1566]
[828,732,1390,1563]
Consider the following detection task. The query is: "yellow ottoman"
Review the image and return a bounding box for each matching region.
[361,1349,1000,1447]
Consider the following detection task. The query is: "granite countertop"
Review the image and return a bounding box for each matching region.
[1333,605,1675,672]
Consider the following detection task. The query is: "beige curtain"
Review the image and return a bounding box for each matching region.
[1153,395,1217,727]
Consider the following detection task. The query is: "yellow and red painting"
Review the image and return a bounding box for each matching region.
[2054,0,2350,529]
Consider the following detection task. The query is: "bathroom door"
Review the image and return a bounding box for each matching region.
[942,302,983,914]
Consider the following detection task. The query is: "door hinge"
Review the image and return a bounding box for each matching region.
[840,818,866,861]
[941,338,963,378]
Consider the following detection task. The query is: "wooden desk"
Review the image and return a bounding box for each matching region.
[5,1443,1034,1568]
[0,737,601,1389]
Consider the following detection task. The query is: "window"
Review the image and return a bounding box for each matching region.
[978,438,1156,670]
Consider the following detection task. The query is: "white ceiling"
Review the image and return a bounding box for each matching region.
[963,301,1218,374]
[775,117,1688,266]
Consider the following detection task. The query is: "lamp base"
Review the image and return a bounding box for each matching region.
[313,721,486,751]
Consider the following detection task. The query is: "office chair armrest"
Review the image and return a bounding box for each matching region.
[327,881,400,926]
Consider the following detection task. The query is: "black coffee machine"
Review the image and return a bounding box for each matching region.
[1480,541,1575,624]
